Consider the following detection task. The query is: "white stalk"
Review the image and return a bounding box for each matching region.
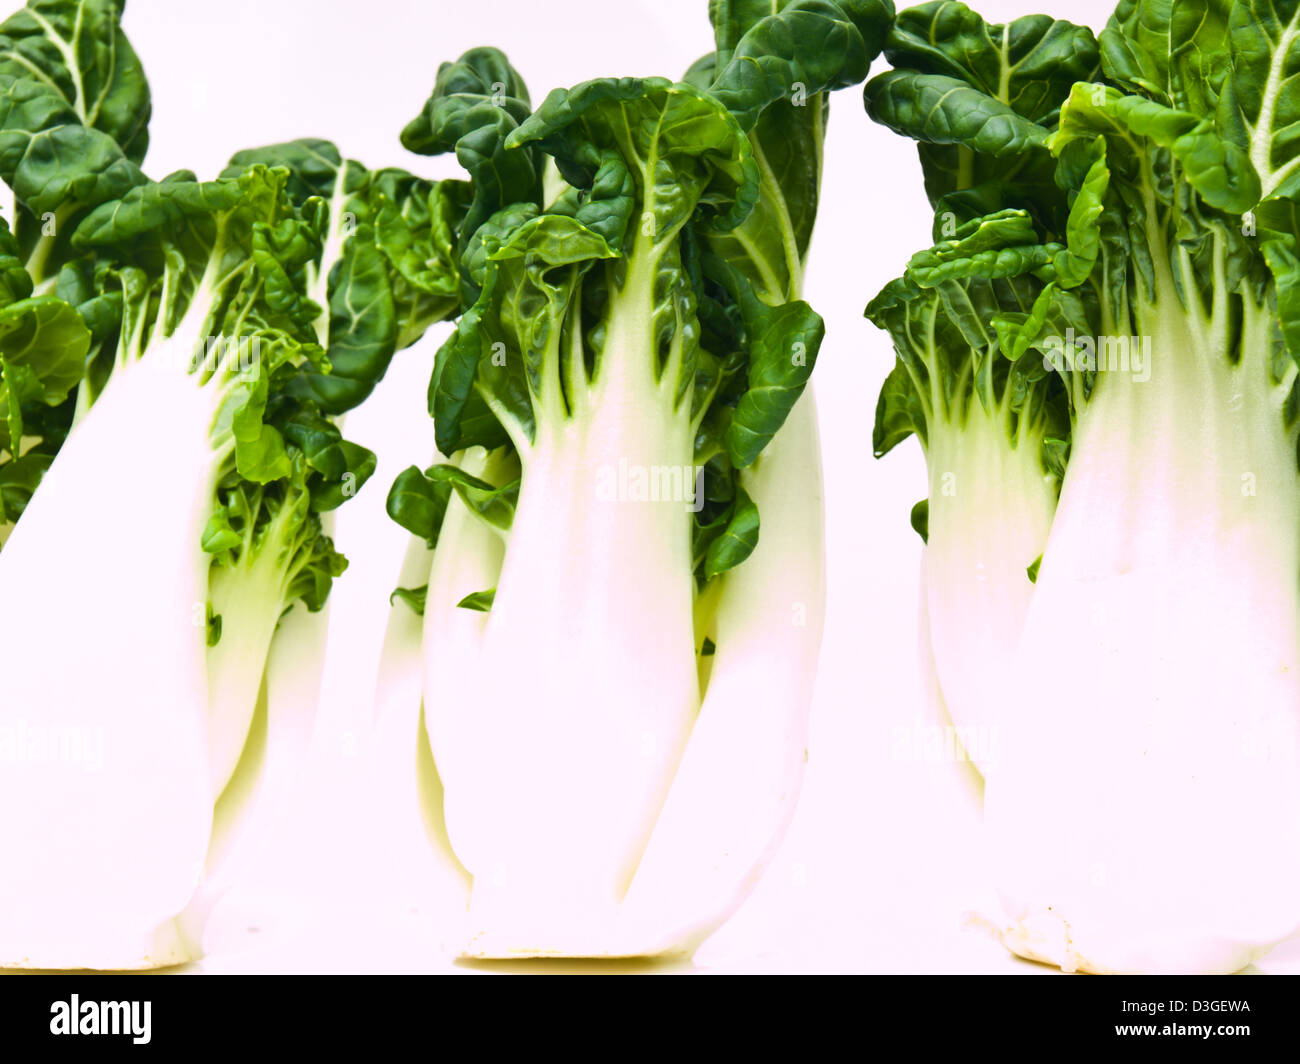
[922,400,1055,775]
[205,540,291,796]
[986,288,1300,973]
[0,334,227,967]
[419,446,511,953]
[426,262,700,952]
[306,165,351,348]
[374,531,472,953]
[617,387,827,955]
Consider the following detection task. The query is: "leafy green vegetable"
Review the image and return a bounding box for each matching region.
[868,0,1300,975]
[387,0,890,955]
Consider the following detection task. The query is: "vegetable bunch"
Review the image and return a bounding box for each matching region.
[382,0,892,956]
[0,0,494,968]
[867,0,1300,973]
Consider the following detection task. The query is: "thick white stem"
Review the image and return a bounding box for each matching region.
[421,446,506,804]
[0,352,222,968]
[618,386,826,955]
[922,406,1055,775]
[427,280,700,950]
[206,552,287,796]
[986,296,1300,973]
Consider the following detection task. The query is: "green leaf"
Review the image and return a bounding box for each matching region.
[386,464,451,548]
[0,292,89,455]
[705,253,824,467]
[431,212,616,456]
[425,462,518,532]
[455,588,496,612]
[390,584,428,616]
[909,242,1058,286]
[401,46,539,266]
[1256,194,1300,370]
[510,77,760,241]
[229,373,291,484]
[0,292,87,399]
[0,0,151,163]
[372,176,459,336]
[285,227,397,414]
[279,410,376,512]
[1223,0,1300,198]
[9,120,144,216]
[200,507,243,554]
[0,71,74,178]
[865,70,1052,158]
[992,281,1058,365]
[1026,552,1042,583]
[699,2,891,300]
[0,449,48,521]
[707,0,889,133]
[885,1,1099,125]
[910,497,929,543]
[1052,82,1261,213]
[72,166,248,249]
[703,485,759,578]
[222,139,354,203]
[1099,0,1231,115]
[1052,137,1110,287]
[912,207,1042,262]
[866,3,1097,216]
[52,252,121,345]
[251,215,324,336]
[873,356,928,456]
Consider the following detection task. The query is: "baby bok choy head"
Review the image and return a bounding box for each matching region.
[862,0,1097,773]
[868,257,1070,776]
[0,46,481,971]
[385,0,890,957]
[0,161,354,967]
[872,0,1300,973]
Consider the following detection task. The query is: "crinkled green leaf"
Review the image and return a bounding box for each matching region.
[706,253,824,467]
[885,1,1098,125]
[1052,82,1261,212]
[432,212,616,456]
[1100,0,1231,116]
[1223,0,1300,198]
[866,70,1052,158]
[401,46,539,271]
[510,77,760,240]
[707,0,888,133]
[0,0,151,162]
[284,227,397,414]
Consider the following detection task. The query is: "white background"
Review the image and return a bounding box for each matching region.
[110,0,1300,973]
